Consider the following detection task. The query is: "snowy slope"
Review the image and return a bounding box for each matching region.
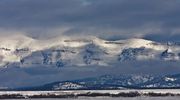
[17,74,180,90]
[0,34,180,68]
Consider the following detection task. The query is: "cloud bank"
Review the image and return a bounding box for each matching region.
[0,0,180,41]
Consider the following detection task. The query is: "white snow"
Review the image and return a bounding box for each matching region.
[0,34,180,67]
[1,89,180,96]
[53,82,84,90]
[164,77,176,82]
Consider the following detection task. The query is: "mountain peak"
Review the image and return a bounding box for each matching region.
[0,35,179,68]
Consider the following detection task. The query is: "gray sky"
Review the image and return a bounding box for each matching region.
[0,0,180,42]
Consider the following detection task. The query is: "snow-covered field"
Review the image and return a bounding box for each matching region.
[1,89,180,99]
[6,97,180,100]
[1,89,180,95]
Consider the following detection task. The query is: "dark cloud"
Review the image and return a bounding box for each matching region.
[144,32,180,42]
[0,0,180,41]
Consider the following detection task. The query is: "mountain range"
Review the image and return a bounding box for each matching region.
[0,34,180,68]
[0,34,180,89]
[16,74,180,90]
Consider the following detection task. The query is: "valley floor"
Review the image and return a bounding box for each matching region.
[1,89,180,99]
[5,97,180,100]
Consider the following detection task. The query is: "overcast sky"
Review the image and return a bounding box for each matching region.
[0,0,180,42]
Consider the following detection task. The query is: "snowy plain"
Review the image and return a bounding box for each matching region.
[1,89,180,97]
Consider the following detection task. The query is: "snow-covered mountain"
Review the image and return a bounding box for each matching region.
[1,34,180,68]
[1,34,180,89]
